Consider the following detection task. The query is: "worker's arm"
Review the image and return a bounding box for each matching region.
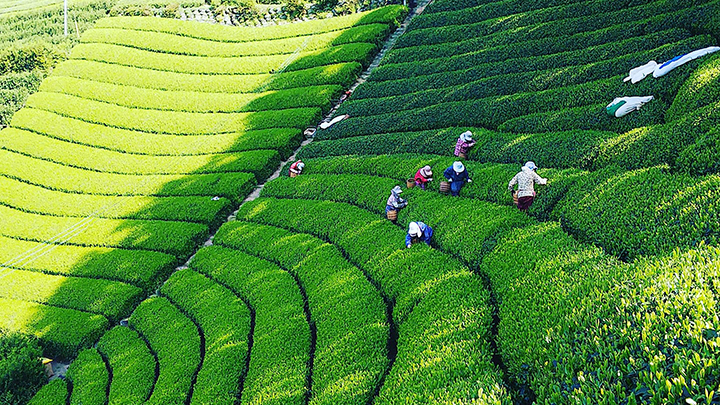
[405,234,412,248]
[423,226,433,245]
[532,171,548,185]
[443,167,454,181]
[508,174,518,192]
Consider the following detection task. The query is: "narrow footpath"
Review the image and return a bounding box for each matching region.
[47,0,437,388]
[177,0,436,269]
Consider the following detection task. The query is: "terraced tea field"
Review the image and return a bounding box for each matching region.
[6,0,720,403]
[0,6,408,404]
[0,0,66,15]
[295,0,720,402]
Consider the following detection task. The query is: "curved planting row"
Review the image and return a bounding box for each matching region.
[160,270,252,405]
[189,246,310,405]
[210,221,390,405]
[292,154,720,260]
[0,0,62,15]
[315,0,720,174]
[128,297,201,405]
[7,4,403,366]
[234,197,508,403]
[96,326,156,405]
[257,168,720,402]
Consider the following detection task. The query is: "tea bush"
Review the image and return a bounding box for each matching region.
[96,327,156,405]
[189,247,310,405]
[129,297,201,405]
[213,222,389,404]
[67,349,109,405]
[161,269,252,405]
[235,198,509,403]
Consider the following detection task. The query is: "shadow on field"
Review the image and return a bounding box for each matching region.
[4,6,404,403]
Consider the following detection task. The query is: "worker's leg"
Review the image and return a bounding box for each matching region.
[450,181,463,196]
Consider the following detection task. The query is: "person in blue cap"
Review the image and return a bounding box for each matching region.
[443,161,472,197]
[406,221,433,248]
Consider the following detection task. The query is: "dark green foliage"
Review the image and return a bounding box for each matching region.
[0,70,44,126]
[96,326,156,405]
[67,349,109,405]
[594,100,720,170]
[0,42,62,75]
[235,197,509,403]
[394,0,710,49]
[553,166,720,260]
[213,222,388,405]
[329,54,701,135]
[484,224,720,403]
[27,379,68,405]
[667,53,720,121]
[675,127,720,175]
[356,33,703,102]
[0,332,45,405]
[161,269,252,405]
[498,100,668,134]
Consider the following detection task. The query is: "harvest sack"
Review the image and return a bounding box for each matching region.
[623,61,658,84]
[319,114,349,129]
[624,47,720,83]
[606,96,654,117]
[653,47,720,78]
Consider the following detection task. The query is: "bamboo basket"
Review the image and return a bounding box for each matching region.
[387,210,398,221]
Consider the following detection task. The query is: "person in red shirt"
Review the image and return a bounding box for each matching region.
[414,165,433,190]
[289,160,305,177]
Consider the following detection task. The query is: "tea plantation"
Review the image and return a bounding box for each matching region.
[3,0,720,403]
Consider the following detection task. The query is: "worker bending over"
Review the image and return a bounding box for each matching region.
[508,161,548,212]
[454,131,476,158]
[406,221,433,248]
[414,165,433,190]
[443,161,472,197]
[386,186,408,215]
[289,160,305,177]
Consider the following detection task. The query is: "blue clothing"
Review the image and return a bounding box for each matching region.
[386,205,396,213]
[450,180,463,196]
[405,222,433,247]
[443,166,469,182]
[443,166,470,196]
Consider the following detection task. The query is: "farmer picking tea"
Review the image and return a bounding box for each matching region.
[289,160,305,177]
[386,186,408,222]
[406,221,433,248]
[508,161,548,212]
[454,130,476,158]
[443,161,472,197]
[414,165,433,190]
